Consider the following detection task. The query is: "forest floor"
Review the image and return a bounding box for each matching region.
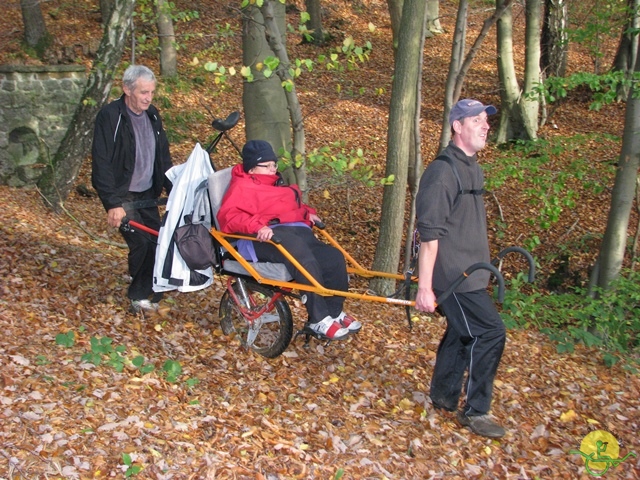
[1,1,639,479]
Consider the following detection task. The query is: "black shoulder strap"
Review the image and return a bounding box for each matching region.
[435,155,485,197]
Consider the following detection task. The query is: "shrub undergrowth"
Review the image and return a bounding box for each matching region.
[502,270,640,371]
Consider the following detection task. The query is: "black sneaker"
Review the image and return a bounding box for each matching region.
[457,411,506,438]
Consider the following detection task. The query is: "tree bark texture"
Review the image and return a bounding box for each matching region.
[426,0,443,35]
[495,0,527,143]
[156,0,178,78]
[595,44,640,290]
[611,0,640,101]
[370,0,427,296]
[37,0,135,211]
[541,0,568,78]
[386,0,403,50]
[20,0,49,49]
[242,3,290,166]
[522,0,541,140]
[259,0,308,198]
[438,0,467,151]
[304,0,324,44]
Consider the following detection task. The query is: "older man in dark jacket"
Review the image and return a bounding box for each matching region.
[92,65,172,313]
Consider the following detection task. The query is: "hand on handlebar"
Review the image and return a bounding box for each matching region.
[108,207,127,229]
[414,287,437,313]
[310,214,325,229]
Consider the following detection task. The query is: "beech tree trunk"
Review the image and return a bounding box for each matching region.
[426,0,443,35]
[259,0,309,196]
[496,0,526,143]
[611,0,640,101]
[37,0,135,211]
[304,0,324,44]
[370,0,427,296]
[156,0,178,78]
[594,41,640,291]
[438,0,467,151]
[242,2,290,154]
[541,0,568,78]
[521,0,541,140]
[20,0,50,52]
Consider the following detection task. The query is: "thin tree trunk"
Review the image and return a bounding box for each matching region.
[438,0,467,151]
[404,4,428,273]
[541,0,568,78]
[304,0,324,44]
[259,0,308,198]
[241,2,291,177]
[611,0,640,101]
[427,0,443,35]
[496,0,525,143]
[594,46,640,290]
[386,0,403,50]
[370,0,427,296]
[20,0,50,52]
[156,0,178,78]
[37,0,135,211]
[521,0,541,140]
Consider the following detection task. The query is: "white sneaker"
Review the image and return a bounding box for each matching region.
[130,299,159,313]
[308,316,349,340]
[334,312,362,333]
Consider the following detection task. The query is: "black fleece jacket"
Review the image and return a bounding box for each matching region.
[91,95,172,212]
[416,142,491,292]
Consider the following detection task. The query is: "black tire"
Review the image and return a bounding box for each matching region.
[219,281,294,358]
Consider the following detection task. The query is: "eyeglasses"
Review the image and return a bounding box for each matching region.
[255,162,278,170]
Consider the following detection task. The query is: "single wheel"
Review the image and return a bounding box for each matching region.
[219,281,294,358]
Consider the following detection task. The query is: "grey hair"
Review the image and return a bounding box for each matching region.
[122,65,156,91]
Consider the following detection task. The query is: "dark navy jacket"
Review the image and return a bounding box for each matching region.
[91,95,172,211]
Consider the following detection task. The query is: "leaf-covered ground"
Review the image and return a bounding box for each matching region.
[1,1,639,479]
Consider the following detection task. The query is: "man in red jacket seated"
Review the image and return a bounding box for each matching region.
[217,140,362,340]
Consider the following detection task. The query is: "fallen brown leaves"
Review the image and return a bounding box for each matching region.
[2,0,639,478]
[1,184,639,479]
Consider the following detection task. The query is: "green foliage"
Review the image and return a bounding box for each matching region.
[162,359,183,383]
[81,336,127,372]
[529,71,640,110]
[566,0,630,70]
[132,0,199,55]
[502,270,640,369]
[278,141,392,187]
[485,136,615,251]
[55,331,75,348]
[122,453,142,477]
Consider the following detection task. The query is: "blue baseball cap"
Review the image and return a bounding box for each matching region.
[449,99,497,126]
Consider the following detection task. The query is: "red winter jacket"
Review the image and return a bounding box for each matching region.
[217,164,317,234]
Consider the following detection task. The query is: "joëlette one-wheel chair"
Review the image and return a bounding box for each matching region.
[203,121,535,358]
[126,111,536,359]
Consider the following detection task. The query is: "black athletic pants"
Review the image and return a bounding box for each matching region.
[429,289,506,416]
[252,226,348,323]
[120,189,162,302]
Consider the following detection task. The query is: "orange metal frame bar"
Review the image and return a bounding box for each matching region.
[209,228,418,307]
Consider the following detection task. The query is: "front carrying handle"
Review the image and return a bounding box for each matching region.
[436,262,506,306]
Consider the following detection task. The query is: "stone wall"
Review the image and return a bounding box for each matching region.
[0,65,87,186]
